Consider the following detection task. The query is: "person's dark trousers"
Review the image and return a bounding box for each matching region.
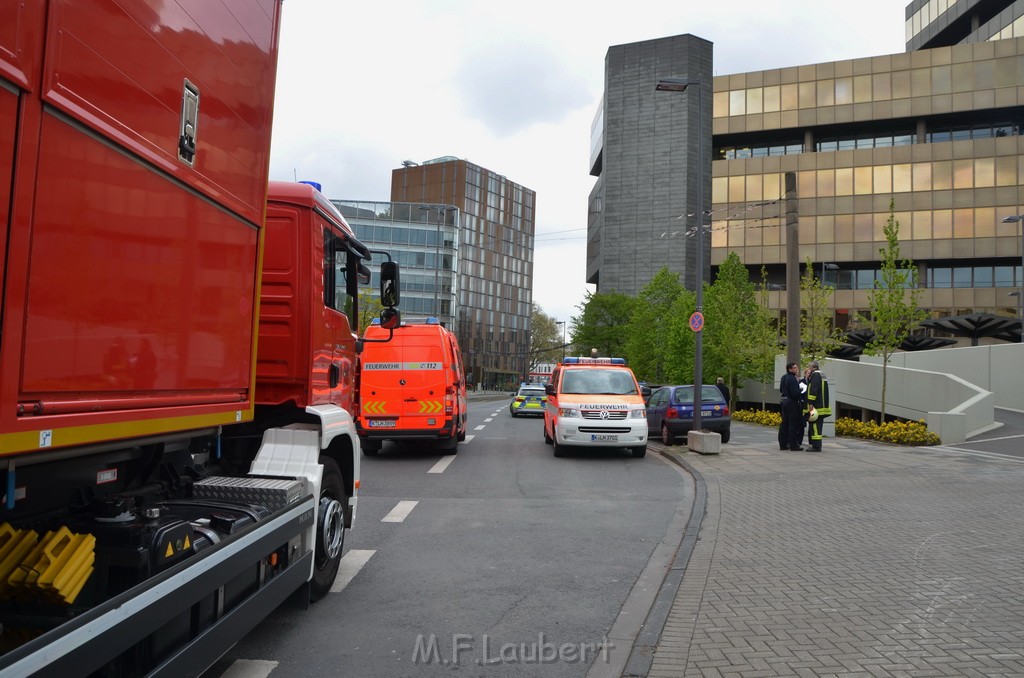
[779,396,804,449]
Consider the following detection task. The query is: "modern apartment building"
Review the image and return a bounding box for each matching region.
[588,2,1024,345]
[387,157,536,389]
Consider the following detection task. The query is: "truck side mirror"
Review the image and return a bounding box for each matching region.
[379,307,401,330]
[545,384,555,396]
[380,261,400,307]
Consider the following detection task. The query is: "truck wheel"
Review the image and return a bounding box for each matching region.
[543,423,553,445]
[553,440,567,457]
[310,456,347,602]
[630,445,647,458]
[457,422,467,442]
[361,440,381,456]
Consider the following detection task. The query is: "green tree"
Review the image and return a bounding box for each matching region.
[570,291,636,360]
[704,254,778,407]
[357,287,382,333]
[664,288,697,384]
[857,203,928,422]
[529,303,562,370]
[800,256,843,363]
[625,268,684,382]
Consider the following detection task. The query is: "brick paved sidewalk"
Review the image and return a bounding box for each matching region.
[643,422,1024,678]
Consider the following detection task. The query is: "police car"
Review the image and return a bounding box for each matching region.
[510,383,547,417]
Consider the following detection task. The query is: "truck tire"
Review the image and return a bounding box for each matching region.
[362,440,381,456]
[630,445,647,458]
[310,456,347,602]
[543,423,553,445]
[553,440,567,457]
[439,434,458,453]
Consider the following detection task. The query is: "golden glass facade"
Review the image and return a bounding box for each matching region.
[710,36,1024,334]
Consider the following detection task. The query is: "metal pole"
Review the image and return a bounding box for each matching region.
[435,207,442,319]
[693,83,704,433]
[785,172,800,366]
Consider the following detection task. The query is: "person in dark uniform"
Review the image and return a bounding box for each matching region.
[778,362,806,451]
[804,360,831,451]
[715,377,729,405]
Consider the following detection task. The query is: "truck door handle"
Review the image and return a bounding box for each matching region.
[328,364,340,388]
[404,397,416,402]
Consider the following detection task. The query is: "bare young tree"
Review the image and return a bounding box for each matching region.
[858,202,928,422]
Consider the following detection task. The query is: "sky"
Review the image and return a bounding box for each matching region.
[268,1,908,324]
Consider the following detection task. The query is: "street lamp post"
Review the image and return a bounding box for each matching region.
[1001,214,1024,342]
[419,204,449,321]
[656,76,705,432]
[556,321,566,362]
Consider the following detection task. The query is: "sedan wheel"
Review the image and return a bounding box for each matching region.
[661,423,674,446]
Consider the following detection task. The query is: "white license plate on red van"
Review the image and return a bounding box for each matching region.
[592,434,618,442]
[368,420,397,428]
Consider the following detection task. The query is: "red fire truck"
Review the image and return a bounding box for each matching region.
[0,2,399,675]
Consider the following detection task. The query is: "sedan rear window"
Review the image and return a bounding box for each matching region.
[672,386,725,404]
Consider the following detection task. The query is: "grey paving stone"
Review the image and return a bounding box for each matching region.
[646,422,1024,677]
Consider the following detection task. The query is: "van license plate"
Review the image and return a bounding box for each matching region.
[368,420,396,428]
[592,434,618,442]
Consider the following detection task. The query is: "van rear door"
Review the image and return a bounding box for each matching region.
[398,335,447,431]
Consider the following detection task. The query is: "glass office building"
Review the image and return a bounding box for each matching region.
[332,200,459,329]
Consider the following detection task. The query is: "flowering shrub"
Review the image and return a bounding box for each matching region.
[732,409,940,446]
[732,409,781,427]
[833,417,940,446]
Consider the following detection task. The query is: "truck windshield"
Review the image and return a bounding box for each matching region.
[561,369,638,395]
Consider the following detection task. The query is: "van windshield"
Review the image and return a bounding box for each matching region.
[561,369,638,396]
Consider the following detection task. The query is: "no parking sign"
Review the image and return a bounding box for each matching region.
[689,312,704,332]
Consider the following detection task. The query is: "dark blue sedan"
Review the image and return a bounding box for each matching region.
[645,385,731,445]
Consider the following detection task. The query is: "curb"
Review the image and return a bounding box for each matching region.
[621,447,707,677]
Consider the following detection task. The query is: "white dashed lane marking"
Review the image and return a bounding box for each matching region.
[428,455,457,474]
[474,424,486,431]
[381,500,419,522]
[330,549,375,593]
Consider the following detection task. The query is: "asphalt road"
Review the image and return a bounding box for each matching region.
[205,396,687,678]
[937,406,1024,459]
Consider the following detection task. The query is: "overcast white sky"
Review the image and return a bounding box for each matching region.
[268,1,908,323]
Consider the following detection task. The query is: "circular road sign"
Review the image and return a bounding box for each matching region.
[689,311,704,332]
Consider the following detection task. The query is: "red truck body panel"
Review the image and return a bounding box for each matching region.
[0,0,283,457]
[258,182,360,415]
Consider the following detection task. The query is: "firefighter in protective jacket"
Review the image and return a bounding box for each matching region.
[804,360,831,451]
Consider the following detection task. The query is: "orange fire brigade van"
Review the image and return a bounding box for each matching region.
[357,318,468,454]
[543,357,648,458]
